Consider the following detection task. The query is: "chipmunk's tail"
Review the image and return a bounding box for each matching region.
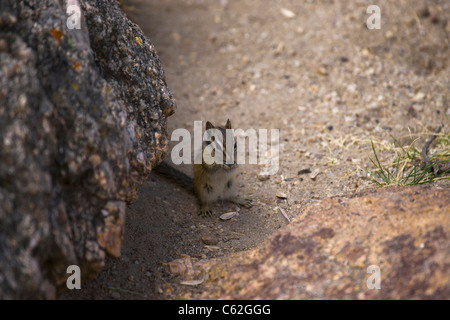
[152,161,194,191]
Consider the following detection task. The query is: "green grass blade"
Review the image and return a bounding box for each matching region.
[370,140,389,183]
[390,134,406,154]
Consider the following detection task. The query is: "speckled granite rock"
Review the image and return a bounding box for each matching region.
[187,186,449,299]
[0,0,175,299]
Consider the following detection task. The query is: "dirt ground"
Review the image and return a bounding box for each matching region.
[60,0,449,299]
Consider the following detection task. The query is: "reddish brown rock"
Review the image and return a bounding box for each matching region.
[184,186,449,299]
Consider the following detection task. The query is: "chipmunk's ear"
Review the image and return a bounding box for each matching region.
[225,119,232,129]
[206,121,215,130]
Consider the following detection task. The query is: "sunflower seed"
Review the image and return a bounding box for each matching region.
[220,211,238,220]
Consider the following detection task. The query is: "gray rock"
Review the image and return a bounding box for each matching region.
[0,0,175,299]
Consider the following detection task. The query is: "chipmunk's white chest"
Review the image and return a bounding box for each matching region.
[210,170,237,198]
[200,168,238,203]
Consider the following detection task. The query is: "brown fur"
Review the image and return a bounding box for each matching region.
[194,119,252,216]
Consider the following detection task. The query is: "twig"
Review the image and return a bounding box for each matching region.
[422,124,444,174]
[279,207,291,223]
[251,196,278,206]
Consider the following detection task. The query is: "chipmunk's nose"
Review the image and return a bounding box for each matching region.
[224,163,236,169]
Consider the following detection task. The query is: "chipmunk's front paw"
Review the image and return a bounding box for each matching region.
[242,198,253,208]
[198,205,213,217]
[231,197,253,208]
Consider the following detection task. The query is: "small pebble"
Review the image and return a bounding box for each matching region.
[201,236,218,245]
[280,8,296,18]
[310,169,320,180]
[430,13,439,24]
[417,7,430,18]
[361,48,371,58]
[317,65,328,76]
[384,30,394,40]
[413,92,425,102]
[298,168,311,175]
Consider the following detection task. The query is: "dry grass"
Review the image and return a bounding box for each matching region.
[366,129,450,187]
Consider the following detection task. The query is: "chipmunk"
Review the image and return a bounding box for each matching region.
[154,119,253,217]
